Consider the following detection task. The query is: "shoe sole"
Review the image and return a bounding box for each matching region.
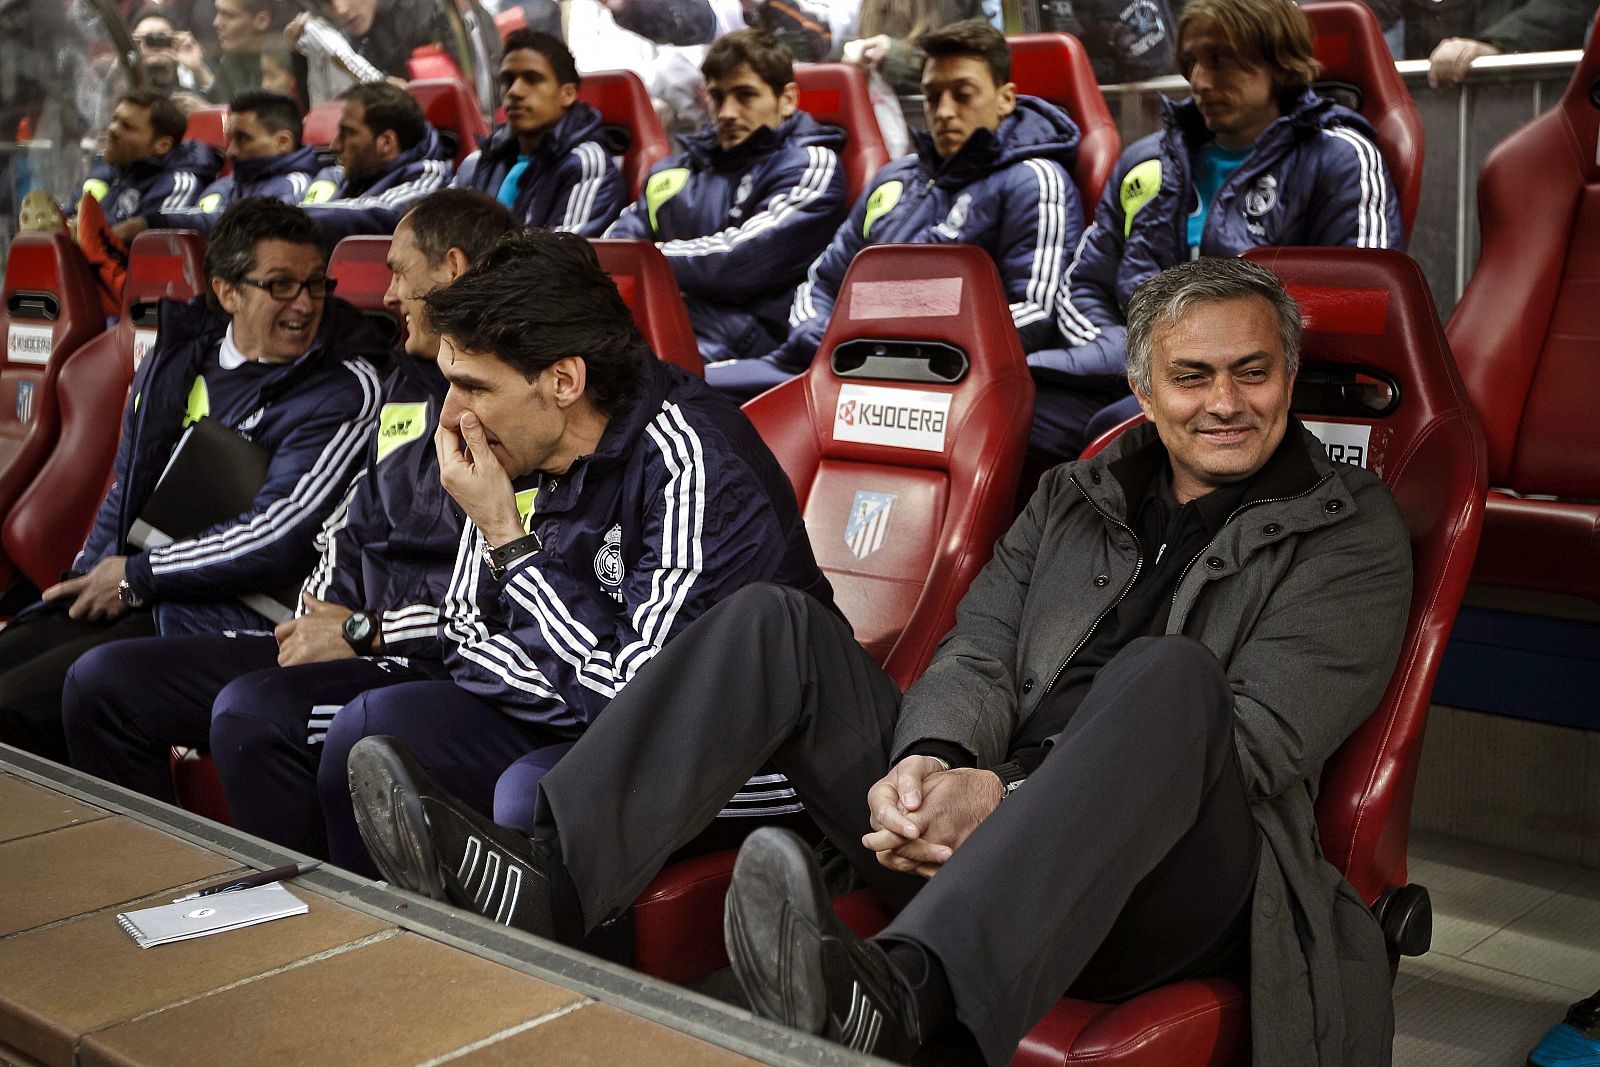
[725,826,830,1035]
[347,737,449,902]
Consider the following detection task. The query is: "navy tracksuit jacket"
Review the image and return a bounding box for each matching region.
[301,126,455,247]
[452,102,627,235]
[76,140,223,225]
[142,146,321,235]
[606,111,849,363]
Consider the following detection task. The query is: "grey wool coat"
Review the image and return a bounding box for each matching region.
[894,419,1413,1065]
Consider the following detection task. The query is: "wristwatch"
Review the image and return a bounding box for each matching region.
[990,760,1027,801]
[341,611,380,656]
[483,532,542,581]
[116,578,146,609]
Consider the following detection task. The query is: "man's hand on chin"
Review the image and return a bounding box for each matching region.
[41,556,131,622]
[863,756,1004,878]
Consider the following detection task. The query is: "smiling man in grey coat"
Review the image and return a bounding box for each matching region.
[346,256,1412,1066]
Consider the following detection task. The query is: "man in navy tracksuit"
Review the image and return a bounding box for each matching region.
[300,82,454,248]
[451,29,626,235]
[1057,0,1404,454]
[118,90,320,240]
[328,229,831,877]
[0,199,386,763]
[705,20,1084,403]
[61,191,514,858]
[75,89,222,226]
[605,28,850,364]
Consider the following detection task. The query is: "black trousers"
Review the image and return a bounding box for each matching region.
[535,584,1259,1066]
[0,605,157,763]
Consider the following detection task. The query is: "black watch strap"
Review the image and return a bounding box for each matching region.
[990,760,1027,796]
[485,532,542,581]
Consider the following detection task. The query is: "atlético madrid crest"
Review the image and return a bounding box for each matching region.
[845,490,896,560]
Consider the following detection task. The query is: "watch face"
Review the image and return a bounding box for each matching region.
[344,613,374,643]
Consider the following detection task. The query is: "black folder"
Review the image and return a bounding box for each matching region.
[128,417,304,623]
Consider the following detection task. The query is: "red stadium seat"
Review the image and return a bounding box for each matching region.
[632,243,1034,982]
[408,77,491,167]
[1,231,206,592]
[1007,33,1120,217]
[328,235,404,349]
[303,100,340,151]
[185,105,229,154]
[577,70,671,199]
[1302,1,1425,240]
[794,63,891,205]
[1445,28,1600,603]
[407,43,466,86]
[493,6,527,35]
[984,247,1483,1065]
[589,239,702,376]
[0,234,104,565]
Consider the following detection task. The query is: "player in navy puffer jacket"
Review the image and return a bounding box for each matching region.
[705,93,1082,401]
[607,100,848,363]
[78,137,223,226]
[453,102,624,234]
[300,124,454,247]
[143,145,321,235]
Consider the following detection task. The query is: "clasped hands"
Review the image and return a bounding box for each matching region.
[863,755,1004,879]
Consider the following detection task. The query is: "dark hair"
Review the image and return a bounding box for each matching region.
[424,230,643,419]
[501,28,580,87]
[914,18,1011,85]
[204,197,325,311]
[702,27,794,97]
[403,189,516,267]
[1124,257,1302,394]
[228,88,303,146]
[129,6,176,33]
[119,88,189,148]
[337,82,426,151]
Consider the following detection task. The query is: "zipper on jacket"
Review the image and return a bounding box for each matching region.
[1042,475,1144,696]
[1166,471,1335,613]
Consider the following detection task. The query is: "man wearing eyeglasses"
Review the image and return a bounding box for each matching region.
[0,198,388,766]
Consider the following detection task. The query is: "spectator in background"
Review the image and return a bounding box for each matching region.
[259,46,307,112]
[838,0,987,115]
[602,0,721,44]
[451,30,626,235]
[1059,0,1403,459]
[706,20,1083,403]
[118,90,319,239]
[1362,0,1593,85]
[300,81,454,246]
[129,7,215,108]
[208,0,278,103]
[285,0,501,104]
[606,28,849,363]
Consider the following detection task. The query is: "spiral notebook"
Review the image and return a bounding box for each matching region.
[116,882,309,949]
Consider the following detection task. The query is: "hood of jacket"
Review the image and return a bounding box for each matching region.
[679,110,849,172]
[1160,86,1383,157]
[120,138,223,186]
[231,144,320,185]
[347,124,453,196]
[910,94,1080,189]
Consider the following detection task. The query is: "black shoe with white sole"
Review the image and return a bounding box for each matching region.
[725,827,922,1060]
[347,735,568,938]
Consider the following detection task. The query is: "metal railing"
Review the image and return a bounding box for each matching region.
[1096,49,1584,316]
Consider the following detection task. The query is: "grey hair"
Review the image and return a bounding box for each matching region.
[1124,257,1302,395]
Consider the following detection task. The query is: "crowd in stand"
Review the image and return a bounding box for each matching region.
[1,1,1597,1064]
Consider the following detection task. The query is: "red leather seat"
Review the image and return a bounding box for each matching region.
[1025,247,1484,1065]
[1007,33,1120,217]
[1445,28,1600,603]
[0,234,104,554]
[408,77,491,167]
[589,239,702,376]
[328,235,404,349]
[577,70,671,199]
[632,243,1034,981]
[794,63,891,204]
[303,100,341,151]
[1,231,207,592]
[1302,0,1424,239]
[185,105,230,154]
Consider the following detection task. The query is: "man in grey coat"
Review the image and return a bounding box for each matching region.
[345,256,1412,1066]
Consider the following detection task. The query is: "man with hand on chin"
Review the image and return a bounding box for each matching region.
[0,198,386,765]
[330,227,830,879]
[60,191,512,862]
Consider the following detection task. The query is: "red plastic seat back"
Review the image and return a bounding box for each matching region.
[1447,29,1600,495]
[328,235,405,348]
[2,231,206,587]
[1246,248,1484,901]
[408,77,491,167]
[794,63,891,205]
[303,101,341,151]
[0,234,104,530]
[493,6,527,35]
[741,244,1033,687]
[185,106,229,153]
[589,239,702,377]
[577,70,671,199]
[1303,0,1424,239]
[1008,33,1120,218]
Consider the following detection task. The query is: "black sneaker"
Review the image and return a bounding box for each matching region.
[724,827,922,1060]
[347,735,561,938]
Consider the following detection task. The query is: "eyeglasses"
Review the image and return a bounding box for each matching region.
[237,275,338,301]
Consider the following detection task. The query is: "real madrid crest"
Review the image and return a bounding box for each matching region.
[116,188,141,220]
[594,523,624,597]
[934,193,973,240]
[1243,174,1278,218]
